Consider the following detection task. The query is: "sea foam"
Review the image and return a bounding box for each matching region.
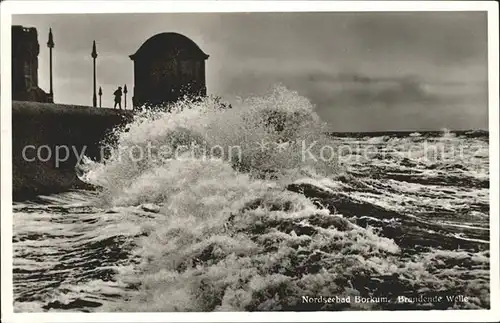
[72,86,489,311]
[78,85,340,206]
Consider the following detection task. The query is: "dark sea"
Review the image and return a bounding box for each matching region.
[13,87,490,312]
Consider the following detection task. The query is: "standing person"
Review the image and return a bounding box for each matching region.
[113,86,123,110]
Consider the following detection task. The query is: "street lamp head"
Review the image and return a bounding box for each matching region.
[47,28,54,48]
[91,40,98,58]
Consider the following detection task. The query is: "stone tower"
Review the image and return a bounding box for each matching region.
[12,25,52,102]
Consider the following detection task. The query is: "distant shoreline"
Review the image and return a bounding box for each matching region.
[327,129,489,138]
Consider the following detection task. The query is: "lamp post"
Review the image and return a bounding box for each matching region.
[124,84,128,110]
[91,40,98,107]
[47,28,54,102]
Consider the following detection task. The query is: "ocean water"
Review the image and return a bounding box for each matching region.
[13,86,490,312]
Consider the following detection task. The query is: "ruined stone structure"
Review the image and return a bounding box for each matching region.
[129,32,209,108]
[12,25,53,103]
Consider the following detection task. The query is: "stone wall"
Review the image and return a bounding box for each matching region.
[12,101,133,200]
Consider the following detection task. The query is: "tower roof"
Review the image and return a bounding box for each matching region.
[129,32,209,61]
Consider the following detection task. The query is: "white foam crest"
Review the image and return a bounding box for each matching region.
[79,85,340,206]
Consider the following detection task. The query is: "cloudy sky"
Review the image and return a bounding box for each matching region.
[13,12,488,131]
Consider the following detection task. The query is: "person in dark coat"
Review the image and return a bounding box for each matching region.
[113,86,123,109]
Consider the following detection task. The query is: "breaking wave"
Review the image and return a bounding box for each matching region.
[14,86,490,312]
[78,85,339,206]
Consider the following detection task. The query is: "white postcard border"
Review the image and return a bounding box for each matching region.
[1,1,499,322]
